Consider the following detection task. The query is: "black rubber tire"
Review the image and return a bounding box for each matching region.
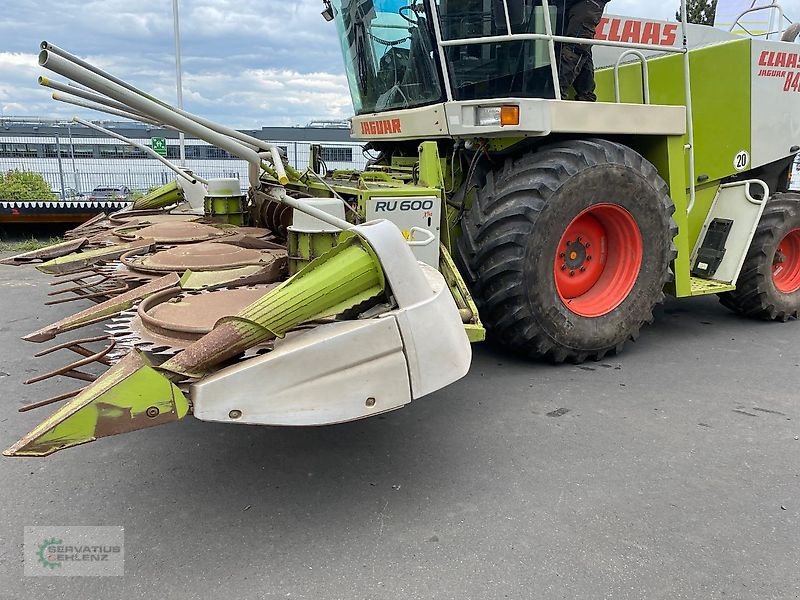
[455,139,677,362]
[719,192,800,321]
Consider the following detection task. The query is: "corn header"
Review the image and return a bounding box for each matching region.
[3,1,800,457]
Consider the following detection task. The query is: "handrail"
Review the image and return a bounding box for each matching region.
[613,50,651,104]
[540,0,562,100]
[729,3,790,40]
[431,0,696,216]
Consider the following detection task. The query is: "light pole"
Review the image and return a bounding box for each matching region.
[172,0,186,166]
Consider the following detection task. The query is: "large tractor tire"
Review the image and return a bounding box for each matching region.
[719,192,800,321]
[455,139,677,362]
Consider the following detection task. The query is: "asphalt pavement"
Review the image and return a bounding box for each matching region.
[0,260,798,599]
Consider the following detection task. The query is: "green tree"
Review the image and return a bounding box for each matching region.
[677,0,718,25]
[0,170,56,201]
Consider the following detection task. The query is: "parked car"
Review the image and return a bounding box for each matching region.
[50,188,86,201]
[86,186,132,202]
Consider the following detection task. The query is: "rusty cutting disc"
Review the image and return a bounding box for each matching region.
[113,221,228,243]
[121,242,284,274]
[108,285,278,354]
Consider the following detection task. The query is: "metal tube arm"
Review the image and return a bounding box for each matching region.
[41,41,288,183]
[51,92,169,128]
[73,117,207,185]
[39,49,265,189]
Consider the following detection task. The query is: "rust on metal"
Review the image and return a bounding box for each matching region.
[19,388,85,413]
[45,283,130,305]
[112,221,228,244]
[3,351,189,457]
[25,337,116,385]
[121,242,286,274]
[260,197,292,238]
[139,286,277,336]
[36,238,156,275]
[0,237,88,266]
[24,273,181,343]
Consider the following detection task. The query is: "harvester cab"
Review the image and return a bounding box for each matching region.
[2,1,800,457]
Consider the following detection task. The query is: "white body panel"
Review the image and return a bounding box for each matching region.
[176,177,206,213]
[353,99,686,142]
[365,196,441,267]
[690,180,769,285]
[750,40,800,169]
[192,219,472,426]
[192,317,412,426]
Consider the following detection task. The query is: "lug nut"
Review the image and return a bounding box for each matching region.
[145,406,159,418]
[561,264,567,270]
[585,243,591,248]
[229,410,242,419]
[569,271,575,277]
[366,397,376,407]
[559,252,566,258]
[587,256,593,261]
[580,267,586,272]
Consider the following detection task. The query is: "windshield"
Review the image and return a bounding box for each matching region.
[436,0,558,101]
[331,0,444,114]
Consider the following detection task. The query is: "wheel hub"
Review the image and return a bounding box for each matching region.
[554,204,643,318]
[773,228,800,294]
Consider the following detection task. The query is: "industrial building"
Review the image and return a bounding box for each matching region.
[0,118,365,198]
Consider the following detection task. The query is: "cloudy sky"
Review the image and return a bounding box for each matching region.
[1,0,798,128]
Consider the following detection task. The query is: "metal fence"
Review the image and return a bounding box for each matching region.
[0,134,369,198]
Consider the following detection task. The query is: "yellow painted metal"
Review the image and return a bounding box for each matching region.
[204,195,246,226]
[3,351,189,457]
[690,277,736,296]
[287,230,339,276]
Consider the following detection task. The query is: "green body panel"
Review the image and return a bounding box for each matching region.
[635,135,692,297]
[132,180,183,211]
[204,195,246,226]
[593,39,752,296]
[595,39,752,192]
[287,230,339,275]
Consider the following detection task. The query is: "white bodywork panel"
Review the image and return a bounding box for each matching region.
[353,99,686,141]
[365,196,441,267]
[177,176,206,214]
[192,219,471,426]
[548,101,685,136]
[690,180,769,285]
[750,40,800,169]
[192,317,412,426]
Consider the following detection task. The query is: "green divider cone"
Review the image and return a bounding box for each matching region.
[132,180,184,210]
[159,230,386,378]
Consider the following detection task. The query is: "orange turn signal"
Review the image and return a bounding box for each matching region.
[500,105,520,126]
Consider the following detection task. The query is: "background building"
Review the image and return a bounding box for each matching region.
[0,118,366,198]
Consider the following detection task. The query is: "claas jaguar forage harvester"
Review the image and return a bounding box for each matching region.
[2,0,799,457]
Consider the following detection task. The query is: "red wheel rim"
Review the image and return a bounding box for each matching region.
[773,228,800,294]
[554,204,643,318]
